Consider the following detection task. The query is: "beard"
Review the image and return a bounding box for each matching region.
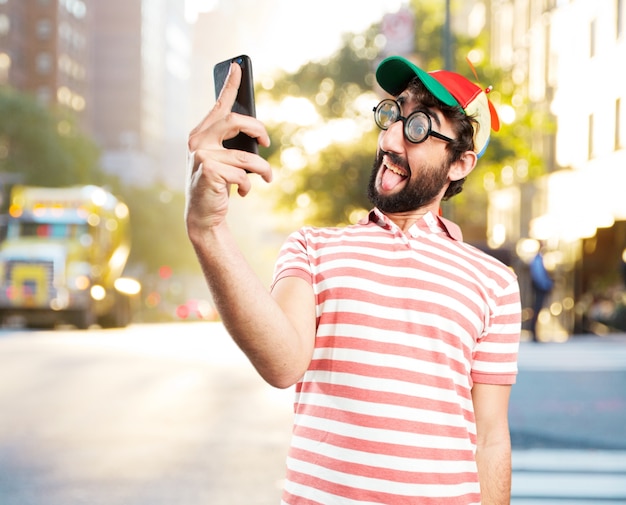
[367,150,450,213]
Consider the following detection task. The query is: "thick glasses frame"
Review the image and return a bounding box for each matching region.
[373,99,455,145]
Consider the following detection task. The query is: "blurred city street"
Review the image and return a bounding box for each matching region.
[0,322,624,505]
[1,1,625,503]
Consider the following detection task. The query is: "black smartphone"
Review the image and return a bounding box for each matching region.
[213,54,258,154]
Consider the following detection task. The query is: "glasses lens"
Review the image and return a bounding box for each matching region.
[406,112,430,143]
[375,100,399,129]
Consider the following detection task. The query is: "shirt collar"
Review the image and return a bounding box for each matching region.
[360,207,463,241]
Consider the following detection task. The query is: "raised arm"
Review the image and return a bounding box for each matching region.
[185,63,315,388]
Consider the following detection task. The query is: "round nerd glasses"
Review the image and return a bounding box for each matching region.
[373,99,455,145]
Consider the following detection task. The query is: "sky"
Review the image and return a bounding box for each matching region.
[185,0,407,75]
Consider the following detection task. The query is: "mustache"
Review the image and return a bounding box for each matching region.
[380,150,411,175]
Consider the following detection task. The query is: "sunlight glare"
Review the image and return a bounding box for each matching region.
[301,118,359,154]
[185,0,218,22]
[296,193,311,209]
[499,104,516,125]
[259,96,319,127]
[281,147,307,171]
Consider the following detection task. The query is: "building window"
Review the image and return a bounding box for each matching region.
[61,0,87,19]
[590,19,596,58]
[37,86,52,106]
[36,19,53,40]
[617,98,623,150]
[0,52,10,84]
[0,14,9,36]
[35,52,52,74]
[588,113,594,159]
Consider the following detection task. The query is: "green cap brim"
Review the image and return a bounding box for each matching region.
[376,56,460,108]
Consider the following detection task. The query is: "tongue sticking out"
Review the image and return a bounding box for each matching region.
[381,167,407,191]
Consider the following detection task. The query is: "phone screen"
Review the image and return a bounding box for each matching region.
[213,55,258,154]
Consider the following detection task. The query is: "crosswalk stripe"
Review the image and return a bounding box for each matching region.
[512,450,626,503]
[513,450,626,472]
[512,500,625,505]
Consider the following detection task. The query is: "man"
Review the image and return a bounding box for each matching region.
[529,245,553,341]
[186,55,521,505]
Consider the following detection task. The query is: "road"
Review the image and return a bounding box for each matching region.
[0,323,293,505]
[0,323,624,504]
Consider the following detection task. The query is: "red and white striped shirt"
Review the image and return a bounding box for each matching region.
[272,209,521,505]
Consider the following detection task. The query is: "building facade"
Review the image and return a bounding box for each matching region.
[91,0,191,189]
[0,0,191,189]
[489,0,626,338]
[0,0,91,125]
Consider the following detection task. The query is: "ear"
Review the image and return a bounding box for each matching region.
[448,150,477,182]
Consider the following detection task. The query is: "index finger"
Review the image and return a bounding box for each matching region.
[215,61,242,113]
[191,62,242,136]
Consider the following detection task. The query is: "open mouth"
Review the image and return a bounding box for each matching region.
[381,156,409,191]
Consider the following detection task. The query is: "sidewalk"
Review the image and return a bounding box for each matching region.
[517,332,626,371]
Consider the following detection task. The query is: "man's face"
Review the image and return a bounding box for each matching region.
[367,150,450,213]
[367,93,454,213]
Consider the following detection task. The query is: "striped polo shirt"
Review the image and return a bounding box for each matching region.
[272,208,521,505]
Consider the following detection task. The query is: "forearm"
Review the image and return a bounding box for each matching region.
[472,383,514,505]
[475,437,512,505]
[188,221,311,388]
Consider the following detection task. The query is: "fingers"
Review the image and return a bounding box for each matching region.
[189,145,272,184]
[188,60,270,161]
[190,63,242,137]
[188,109,271,182]
[215,62,242,112]
[194,153,253,196]
[189,110,270,165]
[219,112,271,149]
[187,60,272,196]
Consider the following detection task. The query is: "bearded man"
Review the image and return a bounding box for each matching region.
[186,55,521,505]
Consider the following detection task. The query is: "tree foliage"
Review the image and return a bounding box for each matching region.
[0,87,198,280]
[0,87,102,188]
[114,183,199,274]
[260,0,550,238]
[260,23,384,226]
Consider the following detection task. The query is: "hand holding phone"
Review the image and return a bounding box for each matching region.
[213,55,258,154]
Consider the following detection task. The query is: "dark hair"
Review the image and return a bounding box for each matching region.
[405,77,477,200]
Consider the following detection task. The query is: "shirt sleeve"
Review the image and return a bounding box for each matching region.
[471,278,521,385]
[270,229,313,291]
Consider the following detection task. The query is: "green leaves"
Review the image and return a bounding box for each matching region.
[261,0,551,236]
[0,88,102,187]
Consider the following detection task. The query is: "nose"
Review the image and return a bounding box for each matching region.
[379,118,405,154]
